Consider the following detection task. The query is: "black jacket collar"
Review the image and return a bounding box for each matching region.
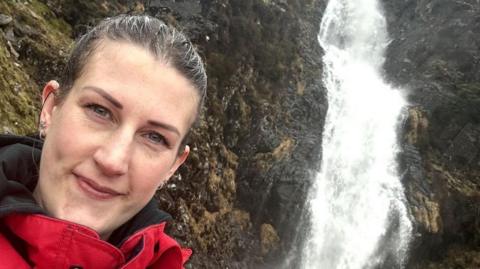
[0,135,44,217]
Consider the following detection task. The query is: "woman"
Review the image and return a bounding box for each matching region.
[0,14,206,269]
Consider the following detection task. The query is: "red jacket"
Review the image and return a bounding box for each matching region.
[0,135,191,268]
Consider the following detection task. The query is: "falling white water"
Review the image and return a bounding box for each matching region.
[300,0,412,268]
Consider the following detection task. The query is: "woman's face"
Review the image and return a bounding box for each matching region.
[35,39,198,238]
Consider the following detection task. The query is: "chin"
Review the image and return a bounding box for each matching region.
[53,206,114,236]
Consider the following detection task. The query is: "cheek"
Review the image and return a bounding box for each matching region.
[129,160,174,196]
[50,117,82,157]
[45,110,94,169]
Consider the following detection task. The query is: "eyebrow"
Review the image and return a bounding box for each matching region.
[147,120,181,137]
[83,86,123,109]
[83,85,181,137]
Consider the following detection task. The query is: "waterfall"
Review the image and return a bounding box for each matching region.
[300,0,412,268]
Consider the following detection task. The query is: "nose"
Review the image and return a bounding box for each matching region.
[93,130,132,177]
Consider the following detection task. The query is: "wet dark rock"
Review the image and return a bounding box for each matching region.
[148,0,327,267]
[383,0,480,267]
[400,144,424,184]
[448,123,479,164]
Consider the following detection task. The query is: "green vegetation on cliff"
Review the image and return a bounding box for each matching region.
[0,0,72,134]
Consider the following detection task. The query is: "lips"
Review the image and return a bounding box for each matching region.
[74,173,124,200]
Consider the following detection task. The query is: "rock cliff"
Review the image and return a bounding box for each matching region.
[383,0,480,267]
[1,0,478,268]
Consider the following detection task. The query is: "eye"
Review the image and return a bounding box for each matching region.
[85,103,112,120]
[144,132,169,147]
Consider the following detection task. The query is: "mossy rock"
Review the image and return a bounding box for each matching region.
[0,0,73,134]
[456,83,480,101]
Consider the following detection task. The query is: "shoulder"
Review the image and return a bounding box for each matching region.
[122,222,192,269]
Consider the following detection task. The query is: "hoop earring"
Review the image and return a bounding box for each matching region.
[157,181,166,191]
[39,121,46,140]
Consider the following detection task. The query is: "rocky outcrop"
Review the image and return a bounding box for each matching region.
[146,1,327,267]
[383,0,480,267]
[0,1,70,134]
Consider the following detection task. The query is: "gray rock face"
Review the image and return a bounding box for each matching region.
[382,0,480,267]
[0,14,12,26]
[448,123,479,164]
[146,0,327,267]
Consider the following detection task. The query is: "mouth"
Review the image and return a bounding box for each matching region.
[74,173,124,200]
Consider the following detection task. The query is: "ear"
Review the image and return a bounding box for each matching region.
[165,145,190,180]
[40,80,60,131]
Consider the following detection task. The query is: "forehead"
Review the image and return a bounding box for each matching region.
[73,39,199,133]
[84,40,163,82]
